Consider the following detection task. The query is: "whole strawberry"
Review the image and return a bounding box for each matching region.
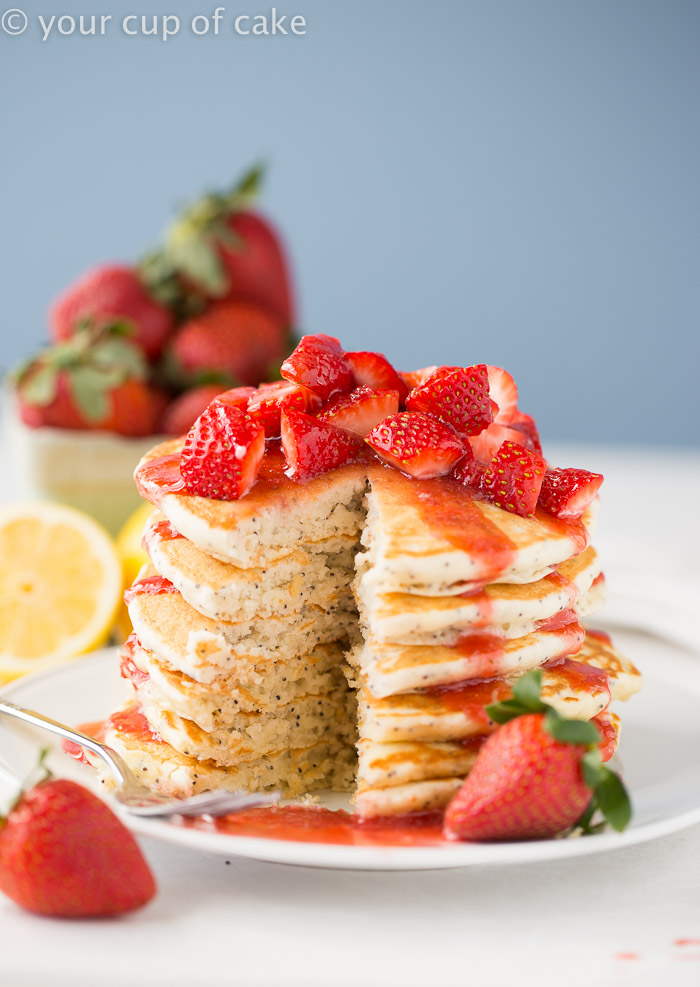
[168,301,287,388]
[16,322,167,437]
[0,768,156,917]
[159,164,295,326]
[443,668,631,842]
[50,264,174,360]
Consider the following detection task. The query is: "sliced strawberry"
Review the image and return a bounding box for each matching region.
[452,444,485,489]
[280,409,362,481]
[401,366,438,390]
[345,351,409,402]
[405,365,493,436]
[216,386,256,411]
[281,334,353,401]
[487,366,518,423]
[318,386,400,438]
[508,411,543,456]
[246,381,312,437]
[539,468,604,519]
[469,423,528,463]
[180,403,265,500]
[480,441,547,517]
[366,412,466,479]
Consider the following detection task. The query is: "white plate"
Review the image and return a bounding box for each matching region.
[1,631,699,870]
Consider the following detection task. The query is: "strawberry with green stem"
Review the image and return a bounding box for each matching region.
[443,668,631,842]
[144,163,295,328]
[15,321,167,437]
[50,264,175,361]
[0,751,156,917]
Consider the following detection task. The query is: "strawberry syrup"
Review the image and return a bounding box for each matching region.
[123,574,180,605]
[177,805,448,846]
[142,518,184,556]
[412,476,517,573]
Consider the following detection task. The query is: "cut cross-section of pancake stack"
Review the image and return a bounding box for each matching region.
[105,452,369,798]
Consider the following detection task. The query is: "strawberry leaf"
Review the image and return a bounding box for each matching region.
[544,709,601,746]
[169,235,228,296]
[91,338,147,380]
[486,669,547,723]
[19,364,58,407]
[227,161,265,209]
[68,367,111,423]
[511,668,546,709]
[594,769,632,832]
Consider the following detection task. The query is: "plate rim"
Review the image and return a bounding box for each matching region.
[2,647,700,871]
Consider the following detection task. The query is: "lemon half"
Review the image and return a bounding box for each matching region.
[0,502,123,682]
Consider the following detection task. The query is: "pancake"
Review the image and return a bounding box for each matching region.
[95,703,356,798]
[134,687,356,767]
[358,637,641,743]
[126,566,356,681]
[348,622,587,699]
[143,512,357,623]
[135,440,367,568]
[356,547,602,645]
[359,464,598,595]
[355,711,621,817]
[123,635,349,727]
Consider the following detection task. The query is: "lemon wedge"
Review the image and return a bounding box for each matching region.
[0,502,123,682]
[114,501,154,641]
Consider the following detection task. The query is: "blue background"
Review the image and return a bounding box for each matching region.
[2,0,698,445]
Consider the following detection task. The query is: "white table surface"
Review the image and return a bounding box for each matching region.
[1,442,699,987]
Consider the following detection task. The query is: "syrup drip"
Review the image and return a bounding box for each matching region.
[119,646,150,688]
[135,454,186,505]
[543,570,580,605]
[123,574,180,605]
[592,713,617,762]
[412,477,517,573]
[142,518,184,556]
[544,657,612,709]
[586,628,612,645]
[535,607,579,632]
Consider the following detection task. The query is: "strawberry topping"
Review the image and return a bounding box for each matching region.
[318,386,400,437]
[366,412,466,479]
[345,351,409,402]
[280,409,362,481]
[469,422,531,463]
[487,366,519,423]
[539,468,604,519]
[405,365,494,436]
[246,380,311,437]
[180,403,265,500]
[281,334,353,401]
[479,441,546,517]
[508,411,543,456]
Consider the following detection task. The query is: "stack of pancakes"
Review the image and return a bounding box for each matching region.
[102,439,641,815]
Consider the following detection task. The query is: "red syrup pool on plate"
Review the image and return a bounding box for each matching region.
[175,804,449,847]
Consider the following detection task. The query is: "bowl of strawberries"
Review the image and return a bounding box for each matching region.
[7,164,296,534]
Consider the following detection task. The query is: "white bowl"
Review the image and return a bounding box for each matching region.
[3,391,163,535]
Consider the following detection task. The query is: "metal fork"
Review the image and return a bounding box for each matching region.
[0,698,281,817]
